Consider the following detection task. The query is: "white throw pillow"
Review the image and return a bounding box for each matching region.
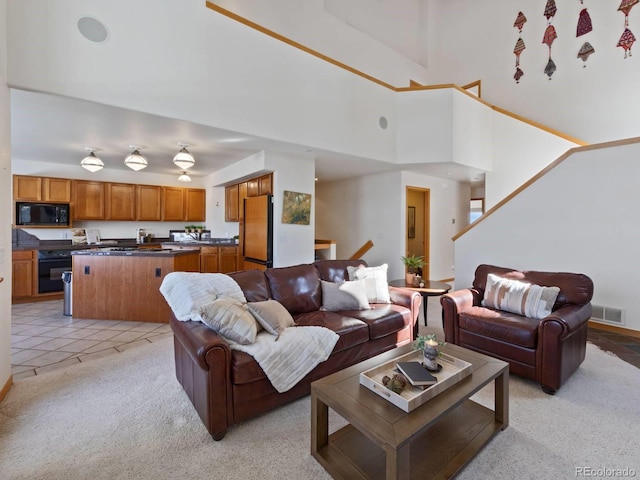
[199,297,258,345]
[320,279,371,311]
[347,263,391,304]
[247,300,295,336]
[482,273,560,320]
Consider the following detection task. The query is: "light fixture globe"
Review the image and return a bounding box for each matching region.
[173,144,195,170]
[178,171,192,182]
[124,146,147,171]
[81,147,104,172]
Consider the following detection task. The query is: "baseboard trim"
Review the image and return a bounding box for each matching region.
[0,375,13,403]
[589,320,640,339]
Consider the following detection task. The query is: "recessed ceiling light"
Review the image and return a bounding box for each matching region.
[77,16,109,43]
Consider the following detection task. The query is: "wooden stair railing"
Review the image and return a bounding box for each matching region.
[349,240,374,260]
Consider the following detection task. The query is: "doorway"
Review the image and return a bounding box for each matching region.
[406,187,430,280]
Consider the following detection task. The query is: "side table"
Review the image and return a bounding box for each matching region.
[389,279,451,327]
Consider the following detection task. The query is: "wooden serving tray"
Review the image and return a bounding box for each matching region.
[359,349,472,412]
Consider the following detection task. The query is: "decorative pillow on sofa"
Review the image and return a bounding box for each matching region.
[482,273,560,320]
[247,299,294,336]
[199,297,259,345]
[347,263,391,304]
[320,279,371,312]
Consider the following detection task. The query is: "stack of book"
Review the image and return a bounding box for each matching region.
[396,361,438,389]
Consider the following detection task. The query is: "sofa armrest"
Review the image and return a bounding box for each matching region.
[389,286,422,338]
[541,303,592,336]
[440,288,482,343]
[170,315,231,370]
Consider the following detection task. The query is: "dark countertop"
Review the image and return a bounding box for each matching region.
[71,247,200,257]
[13,239,239,252]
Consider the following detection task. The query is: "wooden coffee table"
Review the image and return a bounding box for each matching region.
[311,343,509,480]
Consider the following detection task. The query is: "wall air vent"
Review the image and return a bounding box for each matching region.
[591,304,624,326]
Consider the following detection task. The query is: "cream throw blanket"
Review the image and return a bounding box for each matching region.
[160,272,339,392]
[160,272,246,321]
[228,327,339,393]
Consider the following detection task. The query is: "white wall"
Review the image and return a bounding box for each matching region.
[486,112,579,209]
[1,0,12,393]
[12,159,206,241]
[315,169,465,281]
[429,0,640,144]
[454,140,640,332]
[265,152,316,267]
[213,0,430,86]
[7,0,398,166]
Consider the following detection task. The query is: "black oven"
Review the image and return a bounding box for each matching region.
[38,250,72,293]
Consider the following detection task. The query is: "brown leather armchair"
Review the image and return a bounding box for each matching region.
[440,264,594,394]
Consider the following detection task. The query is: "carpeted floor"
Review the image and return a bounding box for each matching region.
[1,334,638,480]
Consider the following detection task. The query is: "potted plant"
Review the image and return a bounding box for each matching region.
[401,254,425,285]
[413,333,446,371]
[233,234,240,244]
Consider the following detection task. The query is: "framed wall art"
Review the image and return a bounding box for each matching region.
[282,190,312,225]
[408,206,416,238]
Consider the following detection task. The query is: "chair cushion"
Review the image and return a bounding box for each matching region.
[458,306,539,349]
[482,273,560,319]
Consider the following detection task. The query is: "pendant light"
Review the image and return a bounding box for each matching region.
[80,147,104,172]
[124,145,147,171]
[178,171,192,182]
[173,143,195,170]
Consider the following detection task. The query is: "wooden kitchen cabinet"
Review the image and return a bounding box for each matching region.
[238,182,248,221]
[162,187,185,221]
[225,184,239,222]
[106,182,136,220]
[185,188,206,221]
[162,187,206,222]
[43,177,72,202]
[200,246,219,273]
[258,173,272,195]
[12,250,35,300]
[199,246,237,273]
[73,180,105,220]
[136,185,162,221]
[225,173,271,223]
[219,246,238,273]
[13,175,72,202]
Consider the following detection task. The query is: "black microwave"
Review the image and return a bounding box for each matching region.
[16,202,70,226]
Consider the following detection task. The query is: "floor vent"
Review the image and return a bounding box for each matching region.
[591,304,624,325]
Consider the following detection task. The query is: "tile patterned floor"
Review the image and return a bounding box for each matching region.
[11,299,172,380]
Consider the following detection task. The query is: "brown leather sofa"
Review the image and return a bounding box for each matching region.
[169,259,421,440]
[440,264,594,394]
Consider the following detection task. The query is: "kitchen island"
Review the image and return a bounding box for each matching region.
[71,247,200,322]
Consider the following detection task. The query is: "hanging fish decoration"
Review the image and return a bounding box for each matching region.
[577,42,595,66]
[543,24,558,48]
[544,58,557,79]
[513,11,527,84]
[544,0,558,22]
[618,0,639,27]
[577,9,593,37]
[514,67,524,83]
[514,11,527,33]
[514,37,526,67]
[617,27,636,57]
